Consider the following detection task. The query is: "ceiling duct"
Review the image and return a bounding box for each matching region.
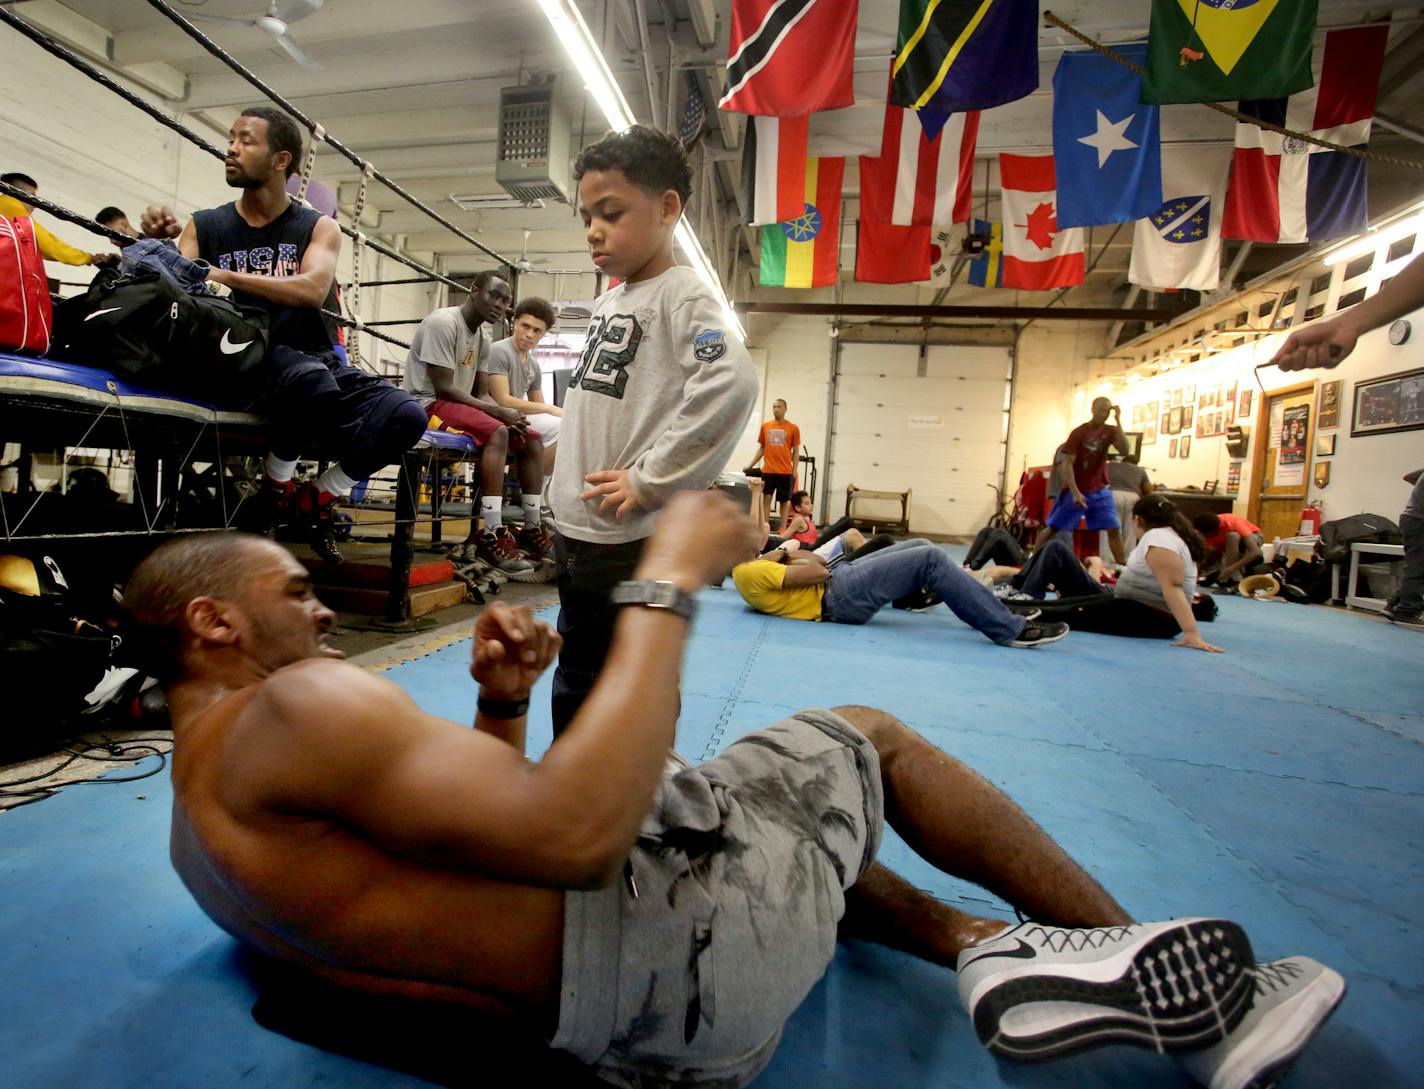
[496,83,573,204]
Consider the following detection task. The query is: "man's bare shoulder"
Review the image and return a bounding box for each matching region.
[243,659,417,743]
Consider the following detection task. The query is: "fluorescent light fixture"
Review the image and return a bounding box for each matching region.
[450,194,547,211]
[1323,211,1424,267]
[536,0,745,338]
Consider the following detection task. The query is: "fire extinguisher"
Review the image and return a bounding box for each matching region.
[1299,504,1323,536]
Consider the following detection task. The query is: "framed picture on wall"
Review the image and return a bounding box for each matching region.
[1146,400,1159,423]
[1142,422,1158,445]
[1172,388,1183,407]
[1183,384,1196,404]
[1226,382,1238,423]
[1169,438,1178,458]
[1161,411,1172,434]
[1183,405,1194,429]
[1180,434,1192,458]
[1316,433,1336,457]
[1318,379,1343,430]
[1239,388,1254,418]
[1168,405,1183,433]
[1352,367,1424,436]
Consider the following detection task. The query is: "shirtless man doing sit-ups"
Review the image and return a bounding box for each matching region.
[122,491,1342,1089]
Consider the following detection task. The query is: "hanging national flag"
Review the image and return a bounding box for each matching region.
[1129,146,1231,290]
[759,156,844,288]
[929,224,963,285]
[966,219,1004,287]
[1052,44,1162,228]
[999,154,1084,290]
[678,74,707,149]
[720,0,857,116]
[741,115,810,225]
[855,120,931,284]
[885,104,979,226]
[890,0,1037,139]
[1143,0,1317,105]
[1222,25,1388,244]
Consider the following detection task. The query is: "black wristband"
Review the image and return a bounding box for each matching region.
[477,695,530,719]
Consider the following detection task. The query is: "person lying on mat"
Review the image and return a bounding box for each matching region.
[731,526,1070,649]
[1000,494,1224,653]
[122,492,1342,1089]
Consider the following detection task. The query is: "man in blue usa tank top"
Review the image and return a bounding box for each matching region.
[141,107,427,562]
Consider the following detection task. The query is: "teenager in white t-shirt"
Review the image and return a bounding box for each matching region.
[1002,493,1224,652]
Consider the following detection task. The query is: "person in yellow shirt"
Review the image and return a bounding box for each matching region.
[0,173,116,268]
[731,536,1069,647]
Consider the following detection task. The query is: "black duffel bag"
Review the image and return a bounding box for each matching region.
[50,266,269,406]
[1316,513,1403,564]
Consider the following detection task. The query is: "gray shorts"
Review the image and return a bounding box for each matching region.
[549,709,884,1088]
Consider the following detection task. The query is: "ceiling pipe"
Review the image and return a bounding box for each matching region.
[738,303,1179,321]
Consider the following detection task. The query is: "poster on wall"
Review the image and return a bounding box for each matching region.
[1270,400,1285,448]
[1239,388,1254,419]
[1226,382,1238,424]
[1318,379,1343,429]
[1227,461,1242,491]
[1276,403,1310,486]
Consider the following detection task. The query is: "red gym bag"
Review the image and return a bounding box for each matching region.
[0,214,53,355]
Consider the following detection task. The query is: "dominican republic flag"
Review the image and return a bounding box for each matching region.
[720,0,857,116]
[1129,146,1231,291]
[999,154,1084,291]
[1222,25,1388,244]
[742,116,810,225]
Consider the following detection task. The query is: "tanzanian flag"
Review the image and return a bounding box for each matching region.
[966,219,1003,287]
[1143,0,1317,104]
[889,0,1037,139]
[759,156,844,288]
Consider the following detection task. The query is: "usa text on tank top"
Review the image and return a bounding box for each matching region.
[192,200,339,352]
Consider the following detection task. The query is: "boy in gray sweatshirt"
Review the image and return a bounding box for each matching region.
[548,126,757,733]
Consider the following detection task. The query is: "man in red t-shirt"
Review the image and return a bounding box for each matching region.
[746,398,802,528]
[1043,398,1131,562]
[1192,512,1265,587]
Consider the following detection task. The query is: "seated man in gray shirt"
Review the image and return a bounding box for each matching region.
[479,296,562,475]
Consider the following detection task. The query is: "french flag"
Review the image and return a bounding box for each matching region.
[1222,25,1388,245]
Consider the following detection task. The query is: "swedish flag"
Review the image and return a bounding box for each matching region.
[1143,0,1317,104]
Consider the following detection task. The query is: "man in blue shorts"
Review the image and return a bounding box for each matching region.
[1046,397,1131,563]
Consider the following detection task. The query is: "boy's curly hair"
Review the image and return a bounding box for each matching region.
[573,125,692,204]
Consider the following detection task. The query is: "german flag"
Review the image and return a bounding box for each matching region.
[758,157,843,288]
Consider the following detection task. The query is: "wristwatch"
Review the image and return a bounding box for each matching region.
[611,579,698,622]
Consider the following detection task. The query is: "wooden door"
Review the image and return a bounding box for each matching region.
[1249,380,1315,541]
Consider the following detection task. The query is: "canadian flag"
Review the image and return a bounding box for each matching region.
[882,106,979,226]
[999,154,1085,290]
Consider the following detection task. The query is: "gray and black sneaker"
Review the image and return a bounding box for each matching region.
[957,918,1256,1063]
[1383,601,1424,627]
[1009,621,1067,647]
[475,526,535,574]
[1176,957,1345,1089]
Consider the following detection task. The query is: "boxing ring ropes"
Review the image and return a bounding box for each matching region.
[0,1,535,626]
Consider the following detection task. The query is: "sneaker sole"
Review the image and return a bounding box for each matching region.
[1008,624,1065,648]
[971,919,1255,1062]
[505,562,556,583]
[1207,969,1346,1089]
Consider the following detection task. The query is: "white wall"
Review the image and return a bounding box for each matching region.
[739,313,835,491]
[1080,304,1424,524]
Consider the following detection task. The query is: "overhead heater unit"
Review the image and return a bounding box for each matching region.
[496,84,573,203]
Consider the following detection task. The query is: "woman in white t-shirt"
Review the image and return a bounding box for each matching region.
[1003,494,1224,652]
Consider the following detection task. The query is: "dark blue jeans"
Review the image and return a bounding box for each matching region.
[821,539,1025,644]
[552,533,646,736]
[1013,537,1105,598]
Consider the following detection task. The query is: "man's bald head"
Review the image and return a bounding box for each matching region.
[123,532,280,680]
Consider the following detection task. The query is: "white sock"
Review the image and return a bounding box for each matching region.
[521,493,542,526]
[315,464,359,498]
[265,455,298,484]
[481,494,503,530]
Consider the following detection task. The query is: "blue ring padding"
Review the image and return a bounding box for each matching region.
[0,352,474,452]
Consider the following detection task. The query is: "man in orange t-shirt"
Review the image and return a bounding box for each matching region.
[1192,512,1265,587]
[746,398,802,528]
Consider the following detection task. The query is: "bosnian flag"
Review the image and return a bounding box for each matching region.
[999,154,1085,291]
[1222,25,1388,244]
[883,105,979,226]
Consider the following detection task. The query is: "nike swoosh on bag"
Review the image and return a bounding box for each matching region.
[83,307,122,321]
[220,330,253,355]
[959,938,1037,968]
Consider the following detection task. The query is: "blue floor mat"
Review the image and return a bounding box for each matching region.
[3,565,1422,1089]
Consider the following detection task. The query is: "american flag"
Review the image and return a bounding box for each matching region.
[678,74,706,149]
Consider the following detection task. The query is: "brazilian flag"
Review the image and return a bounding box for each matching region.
[1143,0,1317,104]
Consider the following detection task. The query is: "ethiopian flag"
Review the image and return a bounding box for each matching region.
[1143,0,1317,104]
[759,156,844,288]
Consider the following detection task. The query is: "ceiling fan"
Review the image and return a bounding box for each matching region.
[182,0,324,70]
[513,231,594,278]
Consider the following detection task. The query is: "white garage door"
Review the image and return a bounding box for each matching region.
[824,343,1012,536]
